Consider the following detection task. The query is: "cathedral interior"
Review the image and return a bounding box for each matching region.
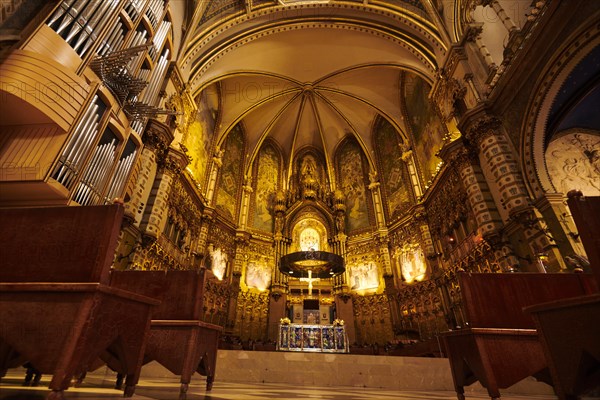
[0,0,599,375]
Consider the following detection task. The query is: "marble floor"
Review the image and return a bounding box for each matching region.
[0,370,563,400]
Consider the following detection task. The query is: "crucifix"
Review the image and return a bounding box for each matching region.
[299,269,320,296]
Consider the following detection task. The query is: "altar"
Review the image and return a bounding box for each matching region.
[277,323,349,353]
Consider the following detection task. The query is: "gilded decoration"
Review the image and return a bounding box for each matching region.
[203,278,235,326]
[167,176,202,236]
[391,279,447,340]
[252,144,280,232]
[401,72,446,184]
[352,293,394,345]
[426,167,469,240]
[216,124,244,220]
[235,289,270,341]
[290,217,328,253]
[337,140,370,232]
[374,118,414,220]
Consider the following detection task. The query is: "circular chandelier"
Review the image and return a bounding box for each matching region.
[279,251,345,278]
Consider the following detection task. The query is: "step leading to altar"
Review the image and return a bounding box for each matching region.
[140,350,556,397]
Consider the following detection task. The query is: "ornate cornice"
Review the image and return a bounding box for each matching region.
[144,119,175,161]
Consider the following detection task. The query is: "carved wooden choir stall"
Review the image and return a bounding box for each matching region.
[442,193,600,400]
[525,193,600,400]
[0,205,166,399]
[0,205,222,400]
[142,269,222,397]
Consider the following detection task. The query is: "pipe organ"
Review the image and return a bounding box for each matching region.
[0,0,174,207]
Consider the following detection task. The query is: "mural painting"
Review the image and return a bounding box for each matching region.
[545,131,600,196]
[399,244,427,283]
[216,124,244,221]
[245,261,272,291]
[375,118,413,218]
[337,141,370,232]
[402,72,446,183]
[209,245,228,280]
[252,144,279,232]
[184,88,218,189]
[349,262,379,291]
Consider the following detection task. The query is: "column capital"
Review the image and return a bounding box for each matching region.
[464,114,502,148]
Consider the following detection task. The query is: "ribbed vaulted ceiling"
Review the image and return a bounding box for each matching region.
[182,1,444,181]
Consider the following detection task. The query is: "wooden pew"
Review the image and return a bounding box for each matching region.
[524,193,600,399]
[142,269,222,399]
[441,272,598,400]
[0,205,166,400]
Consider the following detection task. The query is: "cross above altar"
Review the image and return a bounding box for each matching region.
[299,269,320,296]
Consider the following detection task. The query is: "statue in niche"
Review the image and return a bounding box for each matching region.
[301,154,317,180]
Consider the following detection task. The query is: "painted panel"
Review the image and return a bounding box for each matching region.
[185,90,217,190]
[252,144,279,231]
[375,119,413,218]
[403,73,445,183]
[338,141,369,232]
[216,125,244,220]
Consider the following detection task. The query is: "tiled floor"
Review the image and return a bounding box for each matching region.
[0,370,563,400]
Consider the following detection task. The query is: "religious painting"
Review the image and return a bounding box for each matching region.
[279,325,290,350]
[245,261,272,291]
[302,326,321,349]
[299,154,318,181]
[289,326,303,350]
[322,327,334,350]
[184,87,218,190]
[375,118,413,218]
[399,244,427,284]
[402,72,446,183]
[252,144,279,232]
[337,140,370,232]
[209,245,228,280]
[334,326,347,351]
[545,131,600,196]
[349,262,379,291]
[216,124,244,221]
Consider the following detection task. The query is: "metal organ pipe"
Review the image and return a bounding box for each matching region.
[47,0,77,28]
[56,0,92,35]
[71,0,115,54]
[107,150,137,201]
[64,0,102,43]
[53,99,100,186]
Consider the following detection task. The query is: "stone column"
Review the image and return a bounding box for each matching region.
[483,0,519,33]
[464,114,557,269]
[126,121,172,226]
[465,23,497,70]
[205,146,223,205]
[368,169,387,230]
[141,147,189,240]
[440,136,519,271]
[238,175,253,230]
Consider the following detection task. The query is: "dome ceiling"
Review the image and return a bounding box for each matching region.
[182,2,444,183]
